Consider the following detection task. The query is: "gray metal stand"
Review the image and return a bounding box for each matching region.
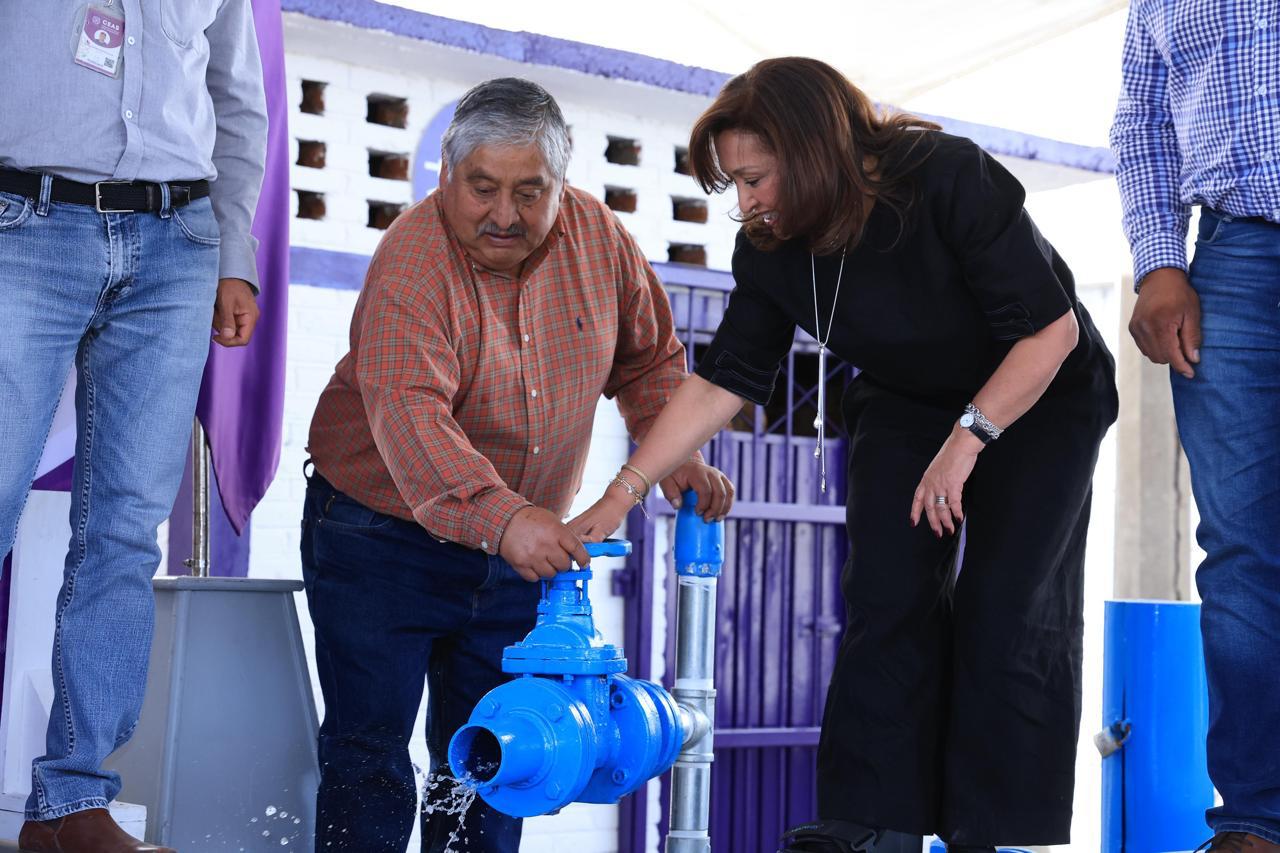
[103,423,319,849]
[104,577,319,850]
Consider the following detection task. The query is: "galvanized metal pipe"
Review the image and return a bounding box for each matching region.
[665,493,723,853]
[667,575,717,853]
[184,420,210,578]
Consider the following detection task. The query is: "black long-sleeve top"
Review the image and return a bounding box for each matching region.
[696,132,1116,416]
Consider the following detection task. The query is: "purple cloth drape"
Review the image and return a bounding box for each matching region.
[195,0,290,536]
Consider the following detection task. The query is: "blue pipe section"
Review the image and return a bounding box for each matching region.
[674,491,723,579]
[1100,600,1212,852]
[448,538,686,817]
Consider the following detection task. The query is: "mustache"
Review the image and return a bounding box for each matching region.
[477,222,527,239]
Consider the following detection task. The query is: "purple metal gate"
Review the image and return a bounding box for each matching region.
[616,264,851,852]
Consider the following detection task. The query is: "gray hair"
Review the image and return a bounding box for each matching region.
[441,78,572,184]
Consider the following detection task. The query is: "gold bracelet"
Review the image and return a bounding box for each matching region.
[610,475,650,518]
[620,463,653,494]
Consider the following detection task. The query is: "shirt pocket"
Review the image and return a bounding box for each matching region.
[160,0,220,47]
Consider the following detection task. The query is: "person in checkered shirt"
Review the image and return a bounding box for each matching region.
[1112,2,1280,850]
[299,77,734,853]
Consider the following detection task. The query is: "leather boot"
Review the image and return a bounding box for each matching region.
[18,808,175,853]
[1202,832,1280,852]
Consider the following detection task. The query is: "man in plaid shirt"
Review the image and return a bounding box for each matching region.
[1112,2,1280,849]
[301,78,734,852]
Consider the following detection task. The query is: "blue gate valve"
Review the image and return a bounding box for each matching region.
[448,538,687,817]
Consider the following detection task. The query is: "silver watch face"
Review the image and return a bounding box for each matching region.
[959,413,975,428]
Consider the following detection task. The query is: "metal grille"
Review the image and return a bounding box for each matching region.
[617,264,852,852]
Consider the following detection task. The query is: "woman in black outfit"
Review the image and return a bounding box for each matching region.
[571,57,1117,852]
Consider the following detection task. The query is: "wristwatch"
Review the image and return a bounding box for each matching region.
[959,403,1003,445]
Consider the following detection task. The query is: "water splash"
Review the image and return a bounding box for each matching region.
[420,765,496,853]
[247,801,299,850]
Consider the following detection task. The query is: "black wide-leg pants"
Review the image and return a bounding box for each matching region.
[816,380,1111,847]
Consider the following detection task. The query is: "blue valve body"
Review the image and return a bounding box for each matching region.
[450,515,719,817]
[449,539,681,816]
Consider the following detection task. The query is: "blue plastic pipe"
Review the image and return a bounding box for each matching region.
[1100,600,1212,852]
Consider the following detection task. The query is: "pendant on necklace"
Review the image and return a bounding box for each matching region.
[814,346,827,432]
[811,249,846,496]
[814,345,828,492]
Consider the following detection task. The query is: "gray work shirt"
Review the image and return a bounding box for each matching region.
[0,0,268,287]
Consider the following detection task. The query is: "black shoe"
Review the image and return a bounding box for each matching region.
[778,820,881,852]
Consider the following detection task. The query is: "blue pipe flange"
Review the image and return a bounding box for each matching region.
[630,676,685,774]
[449,677,598,818]
[576,674,684,803]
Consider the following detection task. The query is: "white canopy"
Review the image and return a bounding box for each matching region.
[391,0,1129,147]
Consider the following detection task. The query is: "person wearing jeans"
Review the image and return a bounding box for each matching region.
[302,78,733,853]
[301,469,531,852]
[0,4,266,852]
[1112,2,1280,849]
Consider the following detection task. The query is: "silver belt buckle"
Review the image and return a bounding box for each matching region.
[93,181,134,213]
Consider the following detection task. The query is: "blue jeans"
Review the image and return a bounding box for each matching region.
[301,471,535,853]
[0,181,220,820]
[1173,209,1280,843]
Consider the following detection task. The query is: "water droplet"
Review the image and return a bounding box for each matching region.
[280,839,289,846]
[279,811,289,819]
[419,771,484,853]
[265,806,278,817]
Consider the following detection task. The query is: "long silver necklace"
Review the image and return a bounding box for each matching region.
[811,249,847,494]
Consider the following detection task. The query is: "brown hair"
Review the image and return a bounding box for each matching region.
[689,57,940,253]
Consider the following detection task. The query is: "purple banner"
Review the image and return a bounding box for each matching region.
[194,0,290,537]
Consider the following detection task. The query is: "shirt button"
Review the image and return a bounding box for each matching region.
[127,36,135,45]
[532,446,541,455]
[1258,18,1268,27]
[124,109,134,119]
[1257,84,1269,96]
[481,539,489,551]
[530,389,538,398]
[522,334,530,343]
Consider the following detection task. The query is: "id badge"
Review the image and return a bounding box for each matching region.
[74,4,125,78]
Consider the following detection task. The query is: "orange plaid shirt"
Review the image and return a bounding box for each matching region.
[307,187,690,554]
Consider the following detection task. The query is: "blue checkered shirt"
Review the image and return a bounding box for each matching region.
[1111,0,1280,287]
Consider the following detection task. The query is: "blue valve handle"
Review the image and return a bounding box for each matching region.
[584,538,631,559]
[539,539,631,602]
